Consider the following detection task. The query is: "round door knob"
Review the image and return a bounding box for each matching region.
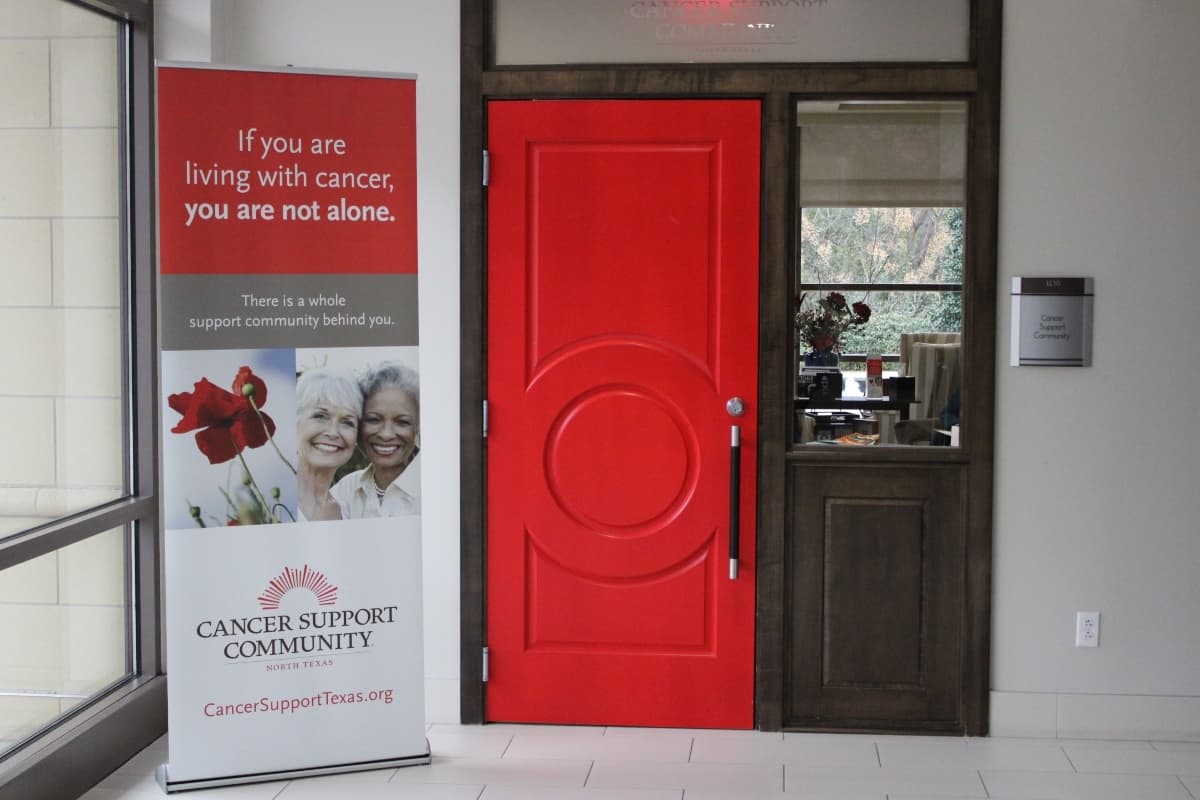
[726,396,745,417]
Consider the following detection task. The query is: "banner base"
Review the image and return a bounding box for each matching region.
[155,744,432,793]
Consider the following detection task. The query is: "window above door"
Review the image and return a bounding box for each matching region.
[492,0,970,66]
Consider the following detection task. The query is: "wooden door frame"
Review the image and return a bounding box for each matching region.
[460,0,1002,733]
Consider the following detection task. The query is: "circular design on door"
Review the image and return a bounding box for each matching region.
[545,386,697,534]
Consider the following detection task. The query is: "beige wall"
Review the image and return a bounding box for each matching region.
[0,0,128,747]
[159,0,1200,740]
[991,0,1200,738]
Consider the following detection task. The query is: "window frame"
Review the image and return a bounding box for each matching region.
[461,0,1001,733]
[0,1,163,797]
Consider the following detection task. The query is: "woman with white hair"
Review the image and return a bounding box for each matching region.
[295,368,363,521]
[331,361,420,517]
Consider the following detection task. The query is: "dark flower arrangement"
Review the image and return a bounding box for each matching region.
[168,366,296,526]
[794,291,871,354]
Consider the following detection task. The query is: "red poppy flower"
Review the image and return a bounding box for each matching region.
[168,368,277,464]
[233,365,269,405]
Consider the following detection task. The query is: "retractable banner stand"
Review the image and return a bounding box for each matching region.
[154,65,429,792]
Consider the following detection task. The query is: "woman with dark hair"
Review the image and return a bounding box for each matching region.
[331,361,420,517]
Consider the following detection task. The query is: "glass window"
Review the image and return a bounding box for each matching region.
[0,528,131,754]
[0,1,137,763]
[0,2,125,528]
[794,100,967,447]
[494,0,969,66]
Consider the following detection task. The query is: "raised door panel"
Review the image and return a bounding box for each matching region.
[486,99,760,728]
[786,464,965,730]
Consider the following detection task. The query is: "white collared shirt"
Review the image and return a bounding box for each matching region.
[330,460,420,518]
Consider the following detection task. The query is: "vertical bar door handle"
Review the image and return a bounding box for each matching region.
[729,424,741,580]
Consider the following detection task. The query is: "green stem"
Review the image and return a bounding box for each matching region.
[229,431,277,523]
[185,498,207,528]
[218,486,238,518]
[248,396,297,475]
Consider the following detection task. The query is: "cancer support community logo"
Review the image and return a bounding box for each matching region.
[257,564,337,610]
[194,564,400,661]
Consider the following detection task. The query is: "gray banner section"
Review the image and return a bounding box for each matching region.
[162,274,418,350]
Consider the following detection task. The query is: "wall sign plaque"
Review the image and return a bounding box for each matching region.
[1010,277,1093,367]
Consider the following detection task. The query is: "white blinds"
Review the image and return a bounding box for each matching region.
[798,102,967,207]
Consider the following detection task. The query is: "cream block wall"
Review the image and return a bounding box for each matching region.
[0,40,49,128]
[56,527,125,606]
[53,219,121,306]
[56,398,124,489]
[0,130,118,217]
[0,220,52,304]
[0,0,128,750]
[51,37,118,128]
[0,397,55,486]
[0,552,56,604]
[0,308,123,398]
[0,537,128,741]
[0,603,125,692]
[0,2,120,37]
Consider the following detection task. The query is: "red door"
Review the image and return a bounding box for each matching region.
[486,100,760,728]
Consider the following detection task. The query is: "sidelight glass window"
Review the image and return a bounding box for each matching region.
[794,100,967,447]
[0,0,142,762]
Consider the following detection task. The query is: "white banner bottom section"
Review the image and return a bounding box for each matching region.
[163,518,428,787]
[156,750,431,793]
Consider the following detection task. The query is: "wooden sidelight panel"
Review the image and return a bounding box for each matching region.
[786,464,965,731]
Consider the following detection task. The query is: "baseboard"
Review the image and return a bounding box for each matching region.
[991,691,1200,740]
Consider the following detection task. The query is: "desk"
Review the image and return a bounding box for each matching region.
[794,396,914,445]
[794,395,912,421]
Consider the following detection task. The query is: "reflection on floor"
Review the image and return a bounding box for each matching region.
[83,723,1200,799]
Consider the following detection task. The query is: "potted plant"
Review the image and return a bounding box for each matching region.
[795,292,871,400]
[794,291,871,365]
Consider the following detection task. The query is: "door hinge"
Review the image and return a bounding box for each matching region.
[482,646,490,683]
[482,400,489,438]
[482,150,490,187]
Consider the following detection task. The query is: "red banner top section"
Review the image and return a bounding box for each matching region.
[157,67,417,275]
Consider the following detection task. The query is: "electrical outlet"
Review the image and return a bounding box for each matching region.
[1076,611,1100,647]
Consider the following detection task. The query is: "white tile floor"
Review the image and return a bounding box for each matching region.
[80,725,1200,800]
